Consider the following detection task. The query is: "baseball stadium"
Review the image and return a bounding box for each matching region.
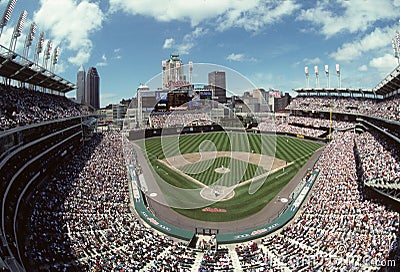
[1,1,400,272]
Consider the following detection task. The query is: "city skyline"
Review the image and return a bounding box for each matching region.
[0,0,399,107]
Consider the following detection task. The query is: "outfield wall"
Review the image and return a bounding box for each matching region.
[129,124,224,141]
[129,125,328,144]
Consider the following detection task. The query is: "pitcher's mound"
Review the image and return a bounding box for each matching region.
[215,166,230,174]
[200,185,235,201]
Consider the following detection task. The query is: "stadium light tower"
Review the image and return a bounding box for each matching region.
[9,10,27,52]
[50,46,60,73]
[42,40,52,69]
[33,31,44,65]
[392,30,400,65]
[325,64,330,88]
[304,66,309,88]
[336,64,341,88]
[162,60,166,88]
[175,61,180,84]
[189,61,193,84]
[0,0,17,39]
[314,65,319,88]
[392,38,399,64]
[22,22,36,58]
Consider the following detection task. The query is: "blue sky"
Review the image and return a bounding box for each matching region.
[0,0,399,107]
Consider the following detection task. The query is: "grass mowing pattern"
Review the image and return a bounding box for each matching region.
[180,157,268,187]
[143,132,323,222]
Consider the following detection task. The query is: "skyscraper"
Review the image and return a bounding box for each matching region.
[162,54,186,89]
[76,65,85,104]
[208,71,226,103]
[85,67,100,109]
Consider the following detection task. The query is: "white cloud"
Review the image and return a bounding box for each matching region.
[33,0,104,66]
[54,62,66,74]
[303,57,321,65]
[216,0,300,32]
[109,0,241,26]
[68,50,90,66]
[226,53,257,62]
[358,65,368,72]
[109,0,299,32]
[330,27,394,62]
[369,53,398,75]
[113,48,122,60]
[163,38,175,49]
[165,27,208,54]
[297,0,400,38]
[227,53,245,61]
[96,54,108,67]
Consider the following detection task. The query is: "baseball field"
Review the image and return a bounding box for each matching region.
[141,132,323,222]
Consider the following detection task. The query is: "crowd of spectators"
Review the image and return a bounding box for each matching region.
[0,84,88,131]
[287,116,354,130]
[25,131,197,271]
[23,128,400,271]
[258,121,327,138]
[198,248,233,271]
[257,115,356,138]
[235,241,279,271]
[10,82,397,271]
[149,243,197,271]
[256,131,400,270]
[275,123,326,138]
[287,94,400,121]
[355,131,400,187]
[150,111,212,129]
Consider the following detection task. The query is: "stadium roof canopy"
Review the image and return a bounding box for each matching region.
[292,87,379,98]
[372,65,400,97]
[0,45,75,93]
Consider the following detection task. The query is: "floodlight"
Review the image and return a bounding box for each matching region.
[23,22,36,58]
[50,46,60,72]
[0,0,17,28]
[314,66,319,88]
[34,32,45,64]
[42,40,53,68]
[9,10,27,51]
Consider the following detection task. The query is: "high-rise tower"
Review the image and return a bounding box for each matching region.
[208,71,226,103]
[76,65,85,104]
[85,67,100,109]
[162,54,186,89]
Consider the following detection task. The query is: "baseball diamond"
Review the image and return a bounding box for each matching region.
[139,132,323,223]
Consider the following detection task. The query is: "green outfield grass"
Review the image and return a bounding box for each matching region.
[142,132,323,222]
[180,156,268,187]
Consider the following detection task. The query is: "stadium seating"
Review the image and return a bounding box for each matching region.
[0,84,88,131]
[287,94,400,121]
[150,111,212,129]
[1,84,400,271]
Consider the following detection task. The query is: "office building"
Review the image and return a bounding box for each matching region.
[76,65,85,104]
[162,54,186,89]
[85,67,100,109]
[208,71,226,103]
